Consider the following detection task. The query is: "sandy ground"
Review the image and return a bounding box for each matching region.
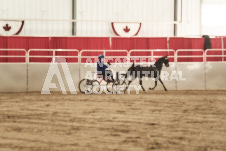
[0,91,226,151]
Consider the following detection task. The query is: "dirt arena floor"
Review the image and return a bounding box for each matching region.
[0,91,226,151]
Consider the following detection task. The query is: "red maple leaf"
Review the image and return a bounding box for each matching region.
[123,26,130,33]
[3,24,11,31]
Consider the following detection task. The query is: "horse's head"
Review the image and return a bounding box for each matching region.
[163,56,169,67]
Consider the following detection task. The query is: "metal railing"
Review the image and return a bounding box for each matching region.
[129,49,175,63]
[0,49,27,63]
[0,48,226,92]
[205,49,226,62]
[0,49,225,63]
[80,50,128,63]
[175,49,204,62]
[28,49,80,63]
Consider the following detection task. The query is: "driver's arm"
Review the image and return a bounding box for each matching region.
[104,64,108,69]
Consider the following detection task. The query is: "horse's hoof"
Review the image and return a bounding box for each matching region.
[149,88,154,90]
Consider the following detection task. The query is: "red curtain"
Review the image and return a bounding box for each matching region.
[0,36,51,62]
[68,37,110,63]
[51,37,110,63]
[147,38,168,49]
[205,38,223,61]
[0,37,7,49]
[111,38,132,50]
[0,36,224,62]
[0,37,8,62]
[177,50,204,62]
[28,37,51,62]
[0,37,110,62]
[223,38,226,49]
[224,38,226,61]
[28,37,50,49]
[111,38,148,61]
[111,38,168,63]
[169,37,205,50]
[67,37,110,50]
[7,37,29,50]
[3,37,28,62]
[111,37,167,50]
[51,37,67,49]
[211,38,222,49]
[2,36,223,51]
[131,38,149,49]
[169,38,205,62]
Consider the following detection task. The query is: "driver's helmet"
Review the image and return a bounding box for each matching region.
[98,54,104,59]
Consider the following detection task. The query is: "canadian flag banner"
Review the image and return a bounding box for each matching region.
[111,22,142,37]
[0,20,24,36]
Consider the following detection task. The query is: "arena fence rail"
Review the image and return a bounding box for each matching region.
[0,49,226,92]
[129,49,175,63]
[80,49,128,63]
[205,49,226,62]
[28,49,80,63]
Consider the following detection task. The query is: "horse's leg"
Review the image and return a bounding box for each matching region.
[159,78,167,91]
[149,73,159,90]
[149,71,158,90]
[149,80,157,90]
[124,77,136,93]
[139,79,146,92]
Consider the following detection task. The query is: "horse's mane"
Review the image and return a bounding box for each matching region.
[154,56,167,69]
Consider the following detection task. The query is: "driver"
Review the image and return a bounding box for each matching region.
[97,54,114,82]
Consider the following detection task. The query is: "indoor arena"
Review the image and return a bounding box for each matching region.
[0,0,226,151]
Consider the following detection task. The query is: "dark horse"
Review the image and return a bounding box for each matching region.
[125,56,169,92]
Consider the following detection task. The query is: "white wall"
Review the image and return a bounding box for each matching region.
[76,0,175,37]
[202,0,226,36]
[0,0,72,36]
[177,0,202,37]
[0,0,204,37]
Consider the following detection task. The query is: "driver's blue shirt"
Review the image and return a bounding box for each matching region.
[97,61,108,75]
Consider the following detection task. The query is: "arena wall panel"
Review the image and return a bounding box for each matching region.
[205,62,226,90]
[25,62,226,92]
[0,64,27,92]
[28,64,80,93]
[0,62,225,93]
[176,63,205,90]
